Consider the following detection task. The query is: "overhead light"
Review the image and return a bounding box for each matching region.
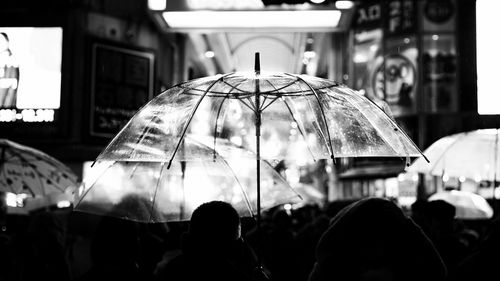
[204,50,215,58]
[335,1,354,9]
[304,51,316,59]
[310,0,326,3]
[148,0,167,11]
[162,10,341,29]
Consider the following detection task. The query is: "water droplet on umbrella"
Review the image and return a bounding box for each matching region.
[6,178,12,185]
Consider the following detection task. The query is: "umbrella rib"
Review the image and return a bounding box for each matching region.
[262,79,317,161]
[0,163,16,193]
[241,97,257,112]
[285,73,336,162]
[167,73,233,169]
[280,97,317,162]
[260,96,279,112]
[329,91,404,158]
[360,90,428,161]
[220,80,252,95]
[129,115,162,159]
[427,132,469,174]
[148,162,165,223]
[74,161,115,207]
[213,96,229,159]
[9,149,48,195]
[213,80,245,159]
[181,81,336,96]
[218,157,255,217]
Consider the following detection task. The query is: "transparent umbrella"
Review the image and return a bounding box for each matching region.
[76,53,425,224]
[75,136,301,222]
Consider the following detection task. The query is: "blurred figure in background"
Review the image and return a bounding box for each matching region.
[411,200,470,275]
[308,197,446,281]
[450,216,500,281]
[77,195,168,281]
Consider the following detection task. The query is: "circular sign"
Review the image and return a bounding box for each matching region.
[424,0,454,24]
[372,53,416,107]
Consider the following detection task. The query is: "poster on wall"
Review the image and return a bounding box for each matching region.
[370,37,418,117]
[89,40,155,138]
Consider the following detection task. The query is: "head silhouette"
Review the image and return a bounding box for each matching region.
[188,201,241,248]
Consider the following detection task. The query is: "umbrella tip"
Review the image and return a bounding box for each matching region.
[254,52,260,74]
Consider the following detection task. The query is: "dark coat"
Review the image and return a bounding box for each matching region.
[155,234,268,281]
[308,197,447,281]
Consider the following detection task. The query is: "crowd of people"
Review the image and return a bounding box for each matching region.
[0,195,499,281]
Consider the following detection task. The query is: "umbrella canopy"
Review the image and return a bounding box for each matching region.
[429,190,494,219]
[0,139,78,197]
[408,129,500,182]
[99,71,423,163]
[74,136,301,222]
[81,54,424,223]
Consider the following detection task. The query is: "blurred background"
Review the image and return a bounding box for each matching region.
[0,0,497,212]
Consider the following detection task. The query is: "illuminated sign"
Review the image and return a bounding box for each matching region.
[0,108,55,122]
[187,0,264,10]
[0,27,62,123]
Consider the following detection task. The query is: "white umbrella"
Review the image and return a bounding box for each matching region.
[408,129,500,183]
[429,190,494,219]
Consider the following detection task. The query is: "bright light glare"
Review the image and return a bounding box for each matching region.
[442,174,449,182]
[335,1,354,9]
[57,200,71,208]
[5,192,17,207]
[311,0,325,3]
[477,1,500,114]
[304,51,316,59]
[162,10,341,29]
[204,50,215,58]
[148,0,167,10]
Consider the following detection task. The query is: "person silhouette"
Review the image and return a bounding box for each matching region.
[308,197,447,281]
[77,194,168,281]
[154,200,268,281]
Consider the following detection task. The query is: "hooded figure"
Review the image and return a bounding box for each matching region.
[308,197,447,281]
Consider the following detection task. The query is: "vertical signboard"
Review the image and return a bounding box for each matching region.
[385,0,417,36]
[89,41,155,138]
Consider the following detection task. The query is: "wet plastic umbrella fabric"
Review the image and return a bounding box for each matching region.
[97,71,423,164]
[74,137,301,222]
[0,139,78,196]
[76,71,424,223]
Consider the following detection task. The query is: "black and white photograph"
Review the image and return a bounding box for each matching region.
[0,1,498,281]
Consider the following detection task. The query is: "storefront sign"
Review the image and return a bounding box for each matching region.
[385,0,416,36]
[89,41,155,138]
[424,0,454,24]
[353,3,383,30]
